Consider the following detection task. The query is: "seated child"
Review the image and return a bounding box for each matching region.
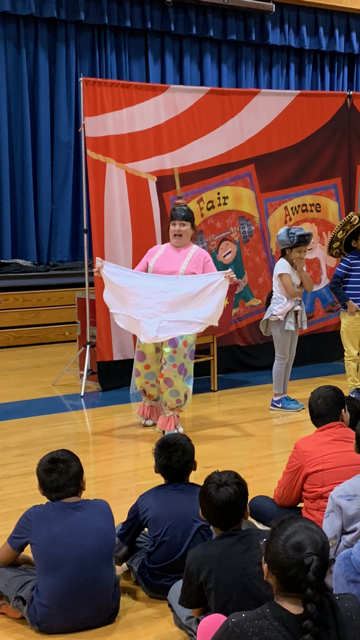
[250,386,360,527]
[333,537,360,603]
[346,395,360,431]
[0,449,120,633]
[167,470,273,640]
[114,433,212,599]
[199,517,360,640]
[323,421,360,563]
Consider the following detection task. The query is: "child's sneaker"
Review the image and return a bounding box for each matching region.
[286,396,305,410]
[270,396,304,412]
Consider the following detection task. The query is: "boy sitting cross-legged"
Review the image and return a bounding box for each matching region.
[114,433,212,599]
[167,470,273,640]
[0,449,120,633]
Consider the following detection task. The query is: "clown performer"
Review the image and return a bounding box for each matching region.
[94,203,237,433]
[207,226,260,314]
[328,212,360,400]
[300,222,340,321]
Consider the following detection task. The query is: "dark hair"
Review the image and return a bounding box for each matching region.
[345,227,360,253]
[308,385,346,428]
[346,395,360,431]
[355,422,360,453]
[169,203,197,233]
[217,237,235,252]
[199,470,248,531]
[264,517,329,640]
[154,433,195,482]
[36,449,84,502]
[265,290,273,310]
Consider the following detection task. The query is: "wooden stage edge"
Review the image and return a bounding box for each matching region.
[0,343,349,640]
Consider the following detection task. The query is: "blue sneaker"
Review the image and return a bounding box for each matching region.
[286,396,305,410]
[270,396,304,412]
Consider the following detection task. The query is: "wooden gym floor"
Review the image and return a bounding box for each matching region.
[0,343,349,640]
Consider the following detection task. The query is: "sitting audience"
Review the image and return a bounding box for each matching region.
[167,470,273,640]
[198,516,360,640]
[323,421,360,563]
[333,537,360,603]
[0,449,120,633]
[250,385,360,527]
[114,433,212,600]
[345,395,360,431]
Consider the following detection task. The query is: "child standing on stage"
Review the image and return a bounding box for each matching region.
[328,212,360,401]
[260,226,313,412]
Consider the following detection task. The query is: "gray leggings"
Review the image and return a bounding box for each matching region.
[270,320,299,396]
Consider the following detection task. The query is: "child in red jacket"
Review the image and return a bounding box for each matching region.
[249,385,360,527]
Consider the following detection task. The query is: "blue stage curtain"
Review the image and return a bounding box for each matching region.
[1,0,360,53]
[0,2,359,261]
[0,14,147,262]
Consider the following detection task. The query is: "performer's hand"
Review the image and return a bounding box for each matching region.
[225,269,237,284]
[346,300,360,316]
[207,235,217,252]
[94,258,104,277]
[230,226,240,242]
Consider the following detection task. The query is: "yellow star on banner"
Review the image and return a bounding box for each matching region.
[224,297,229,308]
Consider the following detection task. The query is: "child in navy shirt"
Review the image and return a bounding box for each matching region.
[329,214,360,400]
[114,433,212,599]
[0,449,120,633]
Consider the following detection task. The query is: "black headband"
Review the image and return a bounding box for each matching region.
[170,205,195,225]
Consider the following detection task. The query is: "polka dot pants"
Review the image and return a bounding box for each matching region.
[134,334,196,418]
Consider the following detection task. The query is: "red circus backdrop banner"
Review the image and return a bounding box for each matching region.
[83,79,360,378]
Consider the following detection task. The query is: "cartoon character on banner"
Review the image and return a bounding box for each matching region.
[197,217,261,316]
[300,222,340,321]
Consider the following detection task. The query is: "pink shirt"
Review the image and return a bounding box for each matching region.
[134,243,217,276]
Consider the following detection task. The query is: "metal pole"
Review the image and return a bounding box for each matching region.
[80,75,92,397]
[52,76,96,394]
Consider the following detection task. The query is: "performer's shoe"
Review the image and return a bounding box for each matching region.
[245,298,261,307]
[141,419,157,427]
[270,397,304,412]
[349,388,360,401]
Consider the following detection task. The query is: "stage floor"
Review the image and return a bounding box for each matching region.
[0,343,349,640]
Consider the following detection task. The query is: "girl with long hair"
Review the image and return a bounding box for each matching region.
[198,516,360,640]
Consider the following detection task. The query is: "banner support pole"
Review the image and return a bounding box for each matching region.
[52,75,96,397]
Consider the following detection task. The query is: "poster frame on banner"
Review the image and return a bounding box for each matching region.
[52,77,96,397]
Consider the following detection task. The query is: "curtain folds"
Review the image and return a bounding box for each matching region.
[0,0,360,52]
[0,3,360,261]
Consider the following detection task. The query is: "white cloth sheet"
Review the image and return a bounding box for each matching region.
[101,260,229,343]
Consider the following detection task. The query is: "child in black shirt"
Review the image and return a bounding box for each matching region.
[167,470,273,640]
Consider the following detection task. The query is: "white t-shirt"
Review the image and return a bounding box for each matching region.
[271,257,301,320]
